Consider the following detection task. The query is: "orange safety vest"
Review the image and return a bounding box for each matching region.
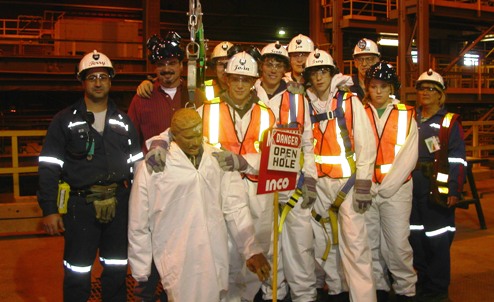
[312,91,355,178]
[202,98,275,181]
[278,92,305,133]
[365,103,414,183]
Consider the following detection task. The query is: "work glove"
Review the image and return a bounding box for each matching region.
[145,140,168,174]
[136,79,154,98]
[300,176,317,209]
[246,253,271,282]
[212,149,248,172]
[353,179,372,214]
[93,197,117,223]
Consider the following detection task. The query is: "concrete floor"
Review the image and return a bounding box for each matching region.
[0,178,493,302]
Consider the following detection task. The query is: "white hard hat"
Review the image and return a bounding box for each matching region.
[287,34,315,53]
[261,41,289,59]
[416,69,446,90]
[225,51,259,77]
[211,41,233,60]
[353,38,380,57]
[305,49,335,69]
[77,50,114,81]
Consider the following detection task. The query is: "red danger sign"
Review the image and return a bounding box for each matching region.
[257,128,302,194]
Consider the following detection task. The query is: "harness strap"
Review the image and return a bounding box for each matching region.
[311,173,356,261]
[279,172,304,233]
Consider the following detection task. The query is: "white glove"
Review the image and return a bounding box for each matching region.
[145,140,168,174]
[353,179,372,214]
[136,79,154,98]
[212,150,248,172]
[300,176,317,209]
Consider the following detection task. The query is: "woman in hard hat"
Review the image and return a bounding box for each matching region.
[362,62,418,301]
[409,69,466,301]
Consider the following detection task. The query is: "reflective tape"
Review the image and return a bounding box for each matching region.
[410,224,424,231]
[68,121,87,128]
[208,103,220,146]
[39,156,64,168]
[437,172,449,183]
[449,157,467,166]
[99,257,128,266]
[109,119,129,132]
[64,260,91,273]
[127,152,144,164]
[425,226,456,237]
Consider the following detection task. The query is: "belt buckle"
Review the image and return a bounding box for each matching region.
[326,111,334,120]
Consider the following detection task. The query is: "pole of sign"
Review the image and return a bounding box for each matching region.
[272,191,279,302]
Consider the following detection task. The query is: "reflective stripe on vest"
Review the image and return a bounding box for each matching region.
[434,112,456,197]
[204,79,215,100]
[365,103,413,183]
[202,99,275,180]
[313,92,354,178]
[279,92,304,128]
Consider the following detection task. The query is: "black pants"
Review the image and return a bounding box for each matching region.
[62,189,129,302]
[133,260,168,302]
[409,170,455,296]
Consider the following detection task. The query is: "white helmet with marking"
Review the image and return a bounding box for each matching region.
[305,49,335,69]
[77,50,114,81]
[416,69,446,90]
[353,38,380,57]
[225,51,259,77]
[287,34,315,53]
[261,41,289,60]
[211,41,233,60]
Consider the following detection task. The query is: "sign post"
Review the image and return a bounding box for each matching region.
[257,128,302,302]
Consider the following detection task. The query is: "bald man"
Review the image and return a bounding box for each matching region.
[128,109,269,302]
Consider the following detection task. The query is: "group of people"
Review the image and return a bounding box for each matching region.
[37,32,466,302]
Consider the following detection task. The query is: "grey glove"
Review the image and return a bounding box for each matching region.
[300,176,317,209]
[353,179,372,214]
[145,140,168,174]
[212,149,248,172]
[136,79,154,98]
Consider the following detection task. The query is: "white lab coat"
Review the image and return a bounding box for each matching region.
[364,100,418,296]
[128,142,261,302]
[254,79,318,301]
[307,73,377,302]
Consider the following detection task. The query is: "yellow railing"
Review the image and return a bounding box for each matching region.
[0,130,46,198]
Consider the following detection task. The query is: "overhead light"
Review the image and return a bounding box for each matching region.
[379,32,398,36]
[481,34,494,42]
[278,29,286,36]
[378,38,398,47]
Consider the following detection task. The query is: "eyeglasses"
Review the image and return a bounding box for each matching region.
[417,86,439,93]
[309,68,331,77]
[85,74,110,83]
[290,52,309,58]
[264,62,285,71]
[355,56,378,64]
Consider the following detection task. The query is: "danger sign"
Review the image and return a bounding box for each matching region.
[257,128,302,194]
[268,131,301,172]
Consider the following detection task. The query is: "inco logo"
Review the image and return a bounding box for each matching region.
[357,39,367,50]
[265,177,290,191]
[222,44,229,50]
[296,39,302,45]
[92,53,100,60]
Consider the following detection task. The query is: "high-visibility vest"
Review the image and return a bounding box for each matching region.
[365,103,414,183]
[312,91,355,178]
[202,97,275,181]
[279,92,305,132]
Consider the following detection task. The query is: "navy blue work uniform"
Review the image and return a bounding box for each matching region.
[38,99,142,302]
[409,107,466,297]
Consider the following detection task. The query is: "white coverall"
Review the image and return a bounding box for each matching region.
[128,142,262,302]
[365,100,418,296]
[254,79,318,302]
[307,74,377,302]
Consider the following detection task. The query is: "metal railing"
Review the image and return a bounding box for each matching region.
[0,130,45,199]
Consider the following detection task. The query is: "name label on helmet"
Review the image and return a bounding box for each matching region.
[313,59,324,64]
[234,65,250,72]
[89,61,107,67]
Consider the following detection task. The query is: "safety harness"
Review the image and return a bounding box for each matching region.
[309,91,356,261]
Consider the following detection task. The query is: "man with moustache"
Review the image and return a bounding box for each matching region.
[128,31,203,155]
